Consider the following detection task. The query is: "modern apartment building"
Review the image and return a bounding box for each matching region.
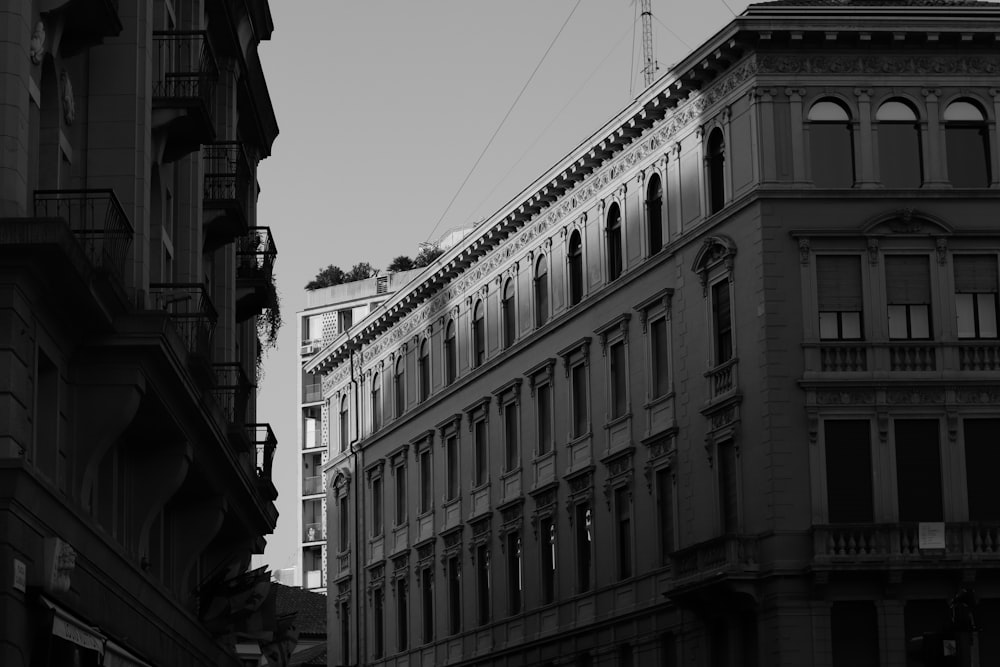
[305,1,1000,665]
[297,270,422,592]
[0,1,280,665]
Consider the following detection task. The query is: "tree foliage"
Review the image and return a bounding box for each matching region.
[414,245,444,267]
[345,262,376,282]
[387,255,415,272]
[305,264,346,290]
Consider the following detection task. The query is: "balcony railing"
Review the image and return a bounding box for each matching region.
[152,31,218,107]
[211,362,253,427]
[147,283,218,358]
[303,475,322,496]
[33,189,134,286]
[247,423,277,486]
[813,522,1000,564]
[818,342,868,372]
[303,383,323,404]
[705,357,739,402]
[303,522,325,542]
[203,142,250,209]
[958,342,1000,371]
[888,342,936,371]
[237,227,277,282]
[669,535,759,587]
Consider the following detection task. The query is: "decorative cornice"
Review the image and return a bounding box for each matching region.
[757,54,1000,76]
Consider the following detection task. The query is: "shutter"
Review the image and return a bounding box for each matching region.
[954,255,998,293]
[885,255,931,304]
[817,256,862,310]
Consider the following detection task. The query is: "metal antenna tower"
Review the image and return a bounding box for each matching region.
[640,0,657,87]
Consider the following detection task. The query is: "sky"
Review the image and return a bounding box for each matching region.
[253,0,758,578]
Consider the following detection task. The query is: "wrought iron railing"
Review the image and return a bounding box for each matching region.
[33,189,133,284]
[152,31,218,107]
[211,362,253,427]
[147,283,218,358]
[247,423,277,484]
[236,227,277,280]
[203,141,250,208]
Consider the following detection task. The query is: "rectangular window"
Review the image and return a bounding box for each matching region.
[397,581,408,651]
[824,421,874,523]
[615,487,632,579]
[339,402,349,453]
[372,477,383,537]
[575,503,593,592]
[964,419,1000,521]
[419,450,432,515]
[503,401,519,471]
[340,600,350,664]
[540,516,556,604]
[507,532,522,615]
[476,544,490,626]
[831,601,880,667]
[373,588,384,659]
[571,363,588,438]
[474,419,488,487]
[817,255,864,340]
[894,420,943,522]
[394,465,406,526]
[446,435,459,500]
[610,341,627,419]
[536,382,552,455]
[448,556,461,635]
[886,255,932,340]
[338,495,349,552]
[718,442,739,534]
[656,468,674,565]
[421,567,434,644]
[372,384,383,430]
[711,281,734,364]
[651,318,669,397]
[955,255,999,339]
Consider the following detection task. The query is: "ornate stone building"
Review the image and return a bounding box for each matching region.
[0,1,280,665]
[307,1,1000,664]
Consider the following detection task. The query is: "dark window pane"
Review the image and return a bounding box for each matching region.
[708,129,726,214]
[832,601,879,667]
[825,420,874,523]
[718,443,738,533]
[652,318,669,397]
[894,420,943,522]
[568,233,583,306]
[610,341,627,418]
[965,419,1000,521]
[947,125,990,188]
[878,123,922,188]
[537,383,552,455]
[712,281,733,363]
[647,175,664,253]
[571,363,587,438]
[811,123,855,188]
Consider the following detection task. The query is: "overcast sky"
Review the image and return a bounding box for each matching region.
[254,0,757,577]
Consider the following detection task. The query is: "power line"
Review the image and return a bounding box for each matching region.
[652,12,693,50]
[470,21,636,224]
[424,0,583,244]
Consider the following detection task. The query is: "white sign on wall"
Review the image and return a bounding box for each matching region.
[918,522,946,550]
[13,558,26,592]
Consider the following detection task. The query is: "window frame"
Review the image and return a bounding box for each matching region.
[472,298,486,369]
[815,254,865,341]
[567,229,584,307]
[501,277,517,349]
[954,253,999,340]
[418,338,431,402]
[526,358,557,458]
[393,353,406,419]
[605,200,624,282]
[493,378,523,473]
[444,318,457,385]
[645,171,665,256]
[875,97,923,189]
[806,97,856,189]
[370,371,383,432]
[884,253,933,341]
[534,254,550,328]
[559,337,592,441]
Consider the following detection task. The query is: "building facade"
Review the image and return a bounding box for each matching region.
[307,2,1000,665]
[0,1,280,665]
[298,271,422,593]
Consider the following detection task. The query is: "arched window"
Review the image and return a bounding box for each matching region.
[472,300,485,368]
[371,373,382,431]
[444,320,457,385]
[534,256,549,327]
[808,99,855,188]
[876,99,922,188]
[944,99,991,188]
[394,355,405,419]
[646,174,664,255]
[339,395,349,452]
[501,279,516,349]
[418,340,430,402]
[606,202,623,281]
[707,128,726,214]
[568,231,583,307]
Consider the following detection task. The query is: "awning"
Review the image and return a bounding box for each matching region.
[40,597,105,656]
[104,639,155,667]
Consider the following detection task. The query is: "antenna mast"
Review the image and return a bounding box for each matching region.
[640,0,657,87]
